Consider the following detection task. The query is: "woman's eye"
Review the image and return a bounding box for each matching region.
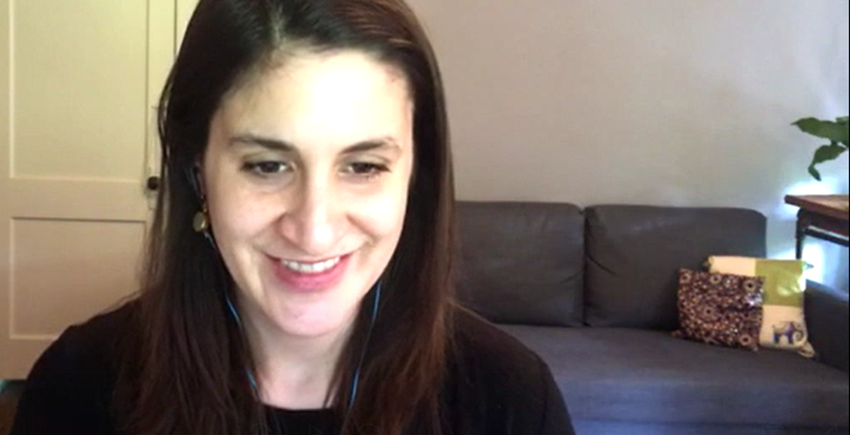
[346,162,389,176]
[243,161,290,176]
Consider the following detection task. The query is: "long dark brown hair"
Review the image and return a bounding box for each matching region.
[117,0,455,434]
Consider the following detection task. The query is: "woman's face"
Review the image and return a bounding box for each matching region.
[202,50,414,339]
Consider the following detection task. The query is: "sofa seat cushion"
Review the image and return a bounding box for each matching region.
[499,325,849,428]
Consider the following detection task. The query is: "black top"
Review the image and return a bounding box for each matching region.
[11,303,574,435]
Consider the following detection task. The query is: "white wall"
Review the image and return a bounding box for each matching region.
[408,0,850,289]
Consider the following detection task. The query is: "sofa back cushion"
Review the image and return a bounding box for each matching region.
[455,201,584,326]
[584,205,766,330]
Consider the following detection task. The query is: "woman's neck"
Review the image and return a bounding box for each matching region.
[241,304,358,410]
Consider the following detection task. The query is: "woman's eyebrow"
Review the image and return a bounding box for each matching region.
[341,137,402,156]
[229,134,295,152]
[229,134,402,156]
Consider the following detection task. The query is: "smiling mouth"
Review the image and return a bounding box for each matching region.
[270,253,350,292]
[280,256,342,274]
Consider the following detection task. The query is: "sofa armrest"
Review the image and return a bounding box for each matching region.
[805,280,849,373]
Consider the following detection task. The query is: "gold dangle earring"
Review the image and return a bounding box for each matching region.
[193,203,210,233]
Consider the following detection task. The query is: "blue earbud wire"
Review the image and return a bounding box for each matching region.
[348,280,382,410]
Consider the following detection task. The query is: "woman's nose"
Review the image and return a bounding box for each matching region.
[277,179,345,257]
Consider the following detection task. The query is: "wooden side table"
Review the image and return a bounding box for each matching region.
[784,194,849,260]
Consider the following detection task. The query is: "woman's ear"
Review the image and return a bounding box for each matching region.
[187,163,206,201]
[196,163,207,198]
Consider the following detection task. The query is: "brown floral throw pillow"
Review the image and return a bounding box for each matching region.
[673,268,764,351]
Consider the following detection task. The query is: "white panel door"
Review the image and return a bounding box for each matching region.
[0,1,177,378]
[177,0,200,49]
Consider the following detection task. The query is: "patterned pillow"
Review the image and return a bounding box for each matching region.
[674,269,765,351]
[707,256,814,358]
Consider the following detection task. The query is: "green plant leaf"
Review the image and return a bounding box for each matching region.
[808,142,848,181]
[793,117,849,146]
[808,165,822,181]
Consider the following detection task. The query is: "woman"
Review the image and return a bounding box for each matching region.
[11,0,574,434]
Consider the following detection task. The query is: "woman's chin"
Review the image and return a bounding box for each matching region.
[273,315,351,340]
[260,295,358,340]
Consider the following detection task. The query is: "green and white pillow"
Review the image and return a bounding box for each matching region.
[707,256,815,358]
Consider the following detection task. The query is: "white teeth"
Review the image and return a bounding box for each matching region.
[282,257,340,274]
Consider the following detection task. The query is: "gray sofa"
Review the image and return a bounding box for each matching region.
[455,201,849,435]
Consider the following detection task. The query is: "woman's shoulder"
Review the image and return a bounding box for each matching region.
[10,300,141,435]
[450,308,545,376]
[443,307,573,435]
[42,300,141,372]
